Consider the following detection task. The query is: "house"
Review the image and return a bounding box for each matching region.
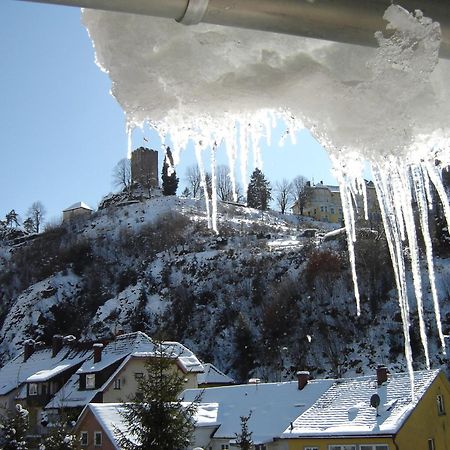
[0,335,91,435]
[293,181,380,225]
[197,363,234,388]
[74,401,219,450]
[280,367,450,450]
[45,332,204,420]
[182,372,335,450]
[62,201,93,222]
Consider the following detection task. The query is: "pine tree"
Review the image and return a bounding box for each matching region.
[234,412,253,450]
[115,344,198,450]
[246,168,272,211]
[0,404,29,450]
[161,147,179,196]
[38,419,77,450]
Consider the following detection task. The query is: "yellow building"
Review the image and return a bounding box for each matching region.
[293,181,380,225]
[281,367,450,450]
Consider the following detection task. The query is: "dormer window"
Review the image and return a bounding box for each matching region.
[29,383,38,396]
[86,374,96,390]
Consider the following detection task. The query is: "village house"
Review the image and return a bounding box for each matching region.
[0,335,91,435]
[280,367,450,450]
[293,181,380,226]
[44,332,205,421]
[74,401,219,450]
[62,201,93,222]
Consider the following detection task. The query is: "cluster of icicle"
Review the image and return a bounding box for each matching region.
[83,4,450,396]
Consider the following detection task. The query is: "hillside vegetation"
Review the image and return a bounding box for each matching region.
[0,196,449,382]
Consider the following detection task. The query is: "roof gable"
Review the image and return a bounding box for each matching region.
[63,202,93,212]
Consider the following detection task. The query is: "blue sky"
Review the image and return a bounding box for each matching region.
[0,0,337,224]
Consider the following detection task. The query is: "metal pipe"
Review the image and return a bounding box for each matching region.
[19,0,450,58]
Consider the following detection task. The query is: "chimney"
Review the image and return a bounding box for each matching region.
[52,335,63,357]
[23,340,35,362]
[297,371,310,390]
[93,343,104,363]
[376,365,388,386]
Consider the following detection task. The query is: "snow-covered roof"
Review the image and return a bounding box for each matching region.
[77,402,219,449]
[63,202,93,212]
[26,363,74,382]
[160,341,204,373]
[197,363,234,386]
[77,332,157,374]
[282,369,440,438]
[182,379,334,445]
[0,346,90,396]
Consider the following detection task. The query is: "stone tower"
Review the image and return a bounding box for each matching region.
[131,147,158,189]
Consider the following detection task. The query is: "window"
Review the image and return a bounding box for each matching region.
[331,208,335,214]
[80,431,88,447]
[114,378,121,390]
[428,439,435,450]
[86,374,95,390]
[360,446,389,450]
[304,448,319,450]
[134,372,144,380]
[221,445,229,450]
[29,383,38,396]
[255,445,267,450]
[437,394,446,415]
[320,206,324,212]
[328,446,356,450]
[94,431,102,447]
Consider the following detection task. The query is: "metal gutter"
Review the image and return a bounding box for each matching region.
[18,0,450,58]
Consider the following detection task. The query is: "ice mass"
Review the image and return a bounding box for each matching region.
[82,4,450,393]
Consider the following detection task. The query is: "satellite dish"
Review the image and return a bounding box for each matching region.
[370,394,381,408]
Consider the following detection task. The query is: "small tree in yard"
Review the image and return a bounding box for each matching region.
[0,404,29,450]
[161,147,179,196]
[247,168,272,211]
[275,179,293,214]
[235,412,253,450]
[116,344,198,450]
[38,421,77,450]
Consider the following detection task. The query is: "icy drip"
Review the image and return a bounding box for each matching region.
[371,163,415,397]
[194,144,212,230]
[210,143,218,233]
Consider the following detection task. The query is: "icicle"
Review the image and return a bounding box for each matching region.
[239,123,249,191]
[210,143,219,234]
[372,164,415,399]
[126,124,133,159]
[195,143,212,229]
[225,122,239,202]
[415,165,446,354]
[401,166,430,368]
[332,156,361,316]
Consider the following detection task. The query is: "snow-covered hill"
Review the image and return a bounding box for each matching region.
[0,196,448,381]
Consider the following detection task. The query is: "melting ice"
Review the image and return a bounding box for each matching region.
[83,5,450,393]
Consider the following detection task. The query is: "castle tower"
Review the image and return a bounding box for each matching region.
[131,147,158,189]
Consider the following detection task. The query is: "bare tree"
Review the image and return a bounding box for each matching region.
[292,175,310,215]
[113,158,132,192]
[185,165,202,199]
[275,179,293,214]
[27,201,46,233]
[216,165,234,202]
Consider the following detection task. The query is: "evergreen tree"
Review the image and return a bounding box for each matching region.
[38,419,77,450]
[115,344,198,450]
[246,168,272,211]
[161,147,179,196]
[23,218,34,234]
[0,404,29,450]
[234,413,253,450]
[5,210,20,229]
